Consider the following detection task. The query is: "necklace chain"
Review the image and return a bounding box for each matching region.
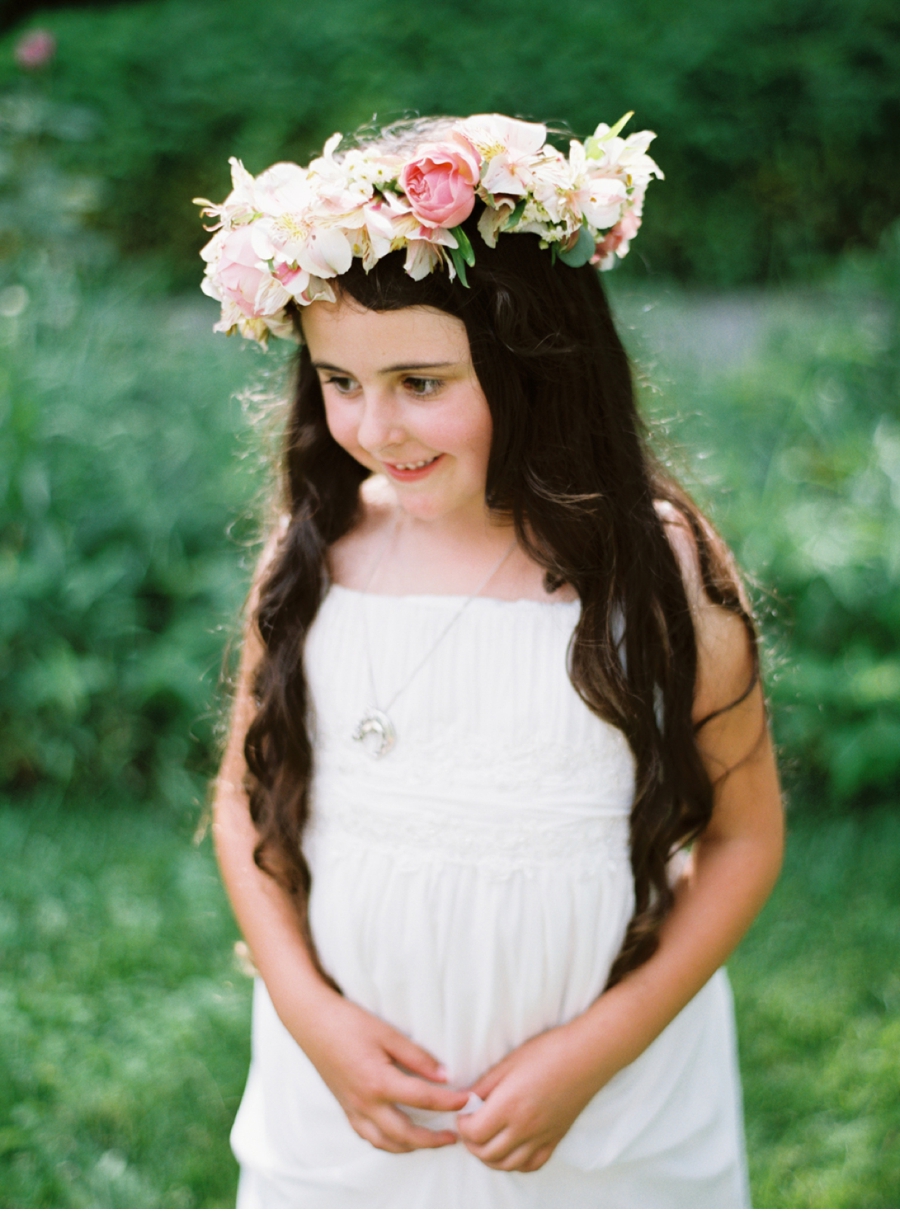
[352,517,517,757]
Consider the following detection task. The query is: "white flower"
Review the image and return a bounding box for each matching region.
[460,113,547,158]
[476,200,515,248]
[461,113,550,198]
[404,239,443,280]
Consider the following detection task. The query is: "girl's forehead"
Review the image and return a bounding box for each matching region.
[302,301,471,368]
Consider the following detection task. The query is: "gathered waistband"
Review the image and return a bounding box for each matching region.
[306,786,631,880]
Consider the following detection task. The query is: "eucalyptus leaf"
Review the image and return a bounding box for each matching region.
[557,225,595,268]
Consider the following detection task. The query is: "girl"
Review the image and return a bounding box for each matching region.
[201,113,783,1208]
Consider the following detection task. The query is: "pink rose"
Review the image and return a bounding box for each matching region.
[399,135,481,229]
[15,29,56,70]
[215,226,270,315]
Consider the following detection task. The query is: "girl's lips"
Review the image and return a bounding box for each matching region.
[383,454,443,483]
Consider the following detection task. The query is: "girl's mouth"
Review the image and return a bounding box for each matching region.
[383,454,443,482]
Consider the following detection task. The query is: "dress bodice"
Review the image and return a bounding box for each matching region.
[304,585,636,880]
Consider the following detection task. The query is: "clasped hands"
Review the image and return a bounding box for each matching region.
[303,993,603,1174]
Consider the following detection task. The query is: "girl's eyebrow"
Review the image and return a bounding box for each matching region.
[312,360,459,374]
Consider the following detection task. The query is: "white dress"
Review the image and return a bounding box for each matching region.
[231,586,750,1209]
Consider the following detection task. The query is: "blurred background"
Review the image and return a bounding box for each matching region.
[0,1,898,1206]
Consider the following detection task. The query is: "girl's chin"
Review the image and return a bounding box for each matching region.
[393,488,489,524]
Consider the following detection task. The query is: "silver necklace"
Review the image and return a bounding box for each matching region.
[352,522,517,758]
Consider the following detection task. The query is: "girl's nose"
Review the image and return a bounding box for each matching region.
[356,391,406,452]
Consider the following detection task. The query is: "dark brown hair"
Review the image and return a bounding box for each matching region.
[242,211,759,987]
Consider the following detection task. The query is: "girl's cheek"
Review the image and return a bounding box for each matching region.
[323,404,358,453]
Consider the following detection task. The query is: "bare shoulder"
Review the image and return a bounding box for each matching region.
[654,500,756,721]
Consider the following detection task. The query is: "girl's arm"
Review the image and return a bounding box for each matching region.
[212,549,469,1154]
[457,516,784,1173]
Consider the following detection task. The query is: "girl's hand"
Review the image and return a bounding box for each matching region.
[297,987,471,1153]
[457,1021,602,1172]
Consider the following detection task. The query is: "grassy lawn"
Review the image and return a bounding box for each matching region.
[734,808,900,1207]
[1,794,898,1208]
[0,795,249,1209]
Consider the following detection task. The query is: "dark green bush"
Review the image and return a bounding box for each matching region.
[2,0,899,287]
[0,275,277,797]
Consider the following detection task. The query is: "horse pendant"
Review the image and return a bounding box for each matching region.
[352,708,397,758]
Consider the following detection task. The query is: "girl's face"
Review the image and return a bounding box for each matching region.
[302,299,493,525]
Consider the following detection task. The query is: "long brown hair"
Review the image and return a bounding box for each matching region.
[242,205,758,988]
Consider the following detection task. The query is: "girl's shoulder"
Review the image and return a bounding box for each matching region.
[654,499,757,724]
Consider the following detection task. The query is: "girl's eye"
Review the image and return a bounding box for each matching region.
[403,376,442,397]
[323,375,358,395]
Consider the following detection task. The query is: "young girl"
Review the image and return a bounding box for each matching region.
[200,113,783,1209]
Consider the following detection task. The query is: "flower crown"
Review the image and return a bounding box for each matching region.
[195,112,663,347]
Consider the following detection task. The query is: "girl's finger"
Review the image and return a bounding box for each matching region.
[456,1103,508,1147]
[383,1032,448,1083]
[461,1122,517,1160]
[353,1116,411,1155]
[374,1103,458,1151]
[469,1061,508,1101]
[488,1141,544,1172]
[387,1071,471,1113]
[521,1144,555,1173]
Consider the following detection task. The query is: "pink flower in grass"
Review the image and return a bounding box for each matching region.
[400,135,481,230]
[15,29,56,70]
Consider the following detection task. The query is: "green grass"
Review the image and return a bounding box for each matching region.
[733,808,900,1207]
[1,795,898,1208]
[0,796,250,1208]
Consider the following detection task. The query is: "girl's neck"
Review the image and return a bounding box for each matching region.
[370,505,517,598]
[329,478,575,603]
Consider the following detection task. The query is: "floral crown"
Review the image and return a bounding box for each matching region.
[195,112,663,347]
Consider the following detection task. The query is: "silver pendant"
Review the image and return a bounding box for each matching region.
[352,708,397,759]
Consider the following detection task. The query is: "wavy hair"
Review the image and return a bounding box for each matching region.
[241,202,758,988]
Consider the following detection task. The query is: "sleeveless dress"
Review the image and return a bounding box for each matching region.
[231,586,750,1209]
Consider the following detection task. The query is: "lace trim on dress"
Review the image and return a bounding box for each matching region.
[315,732,637,810]
[308,794,630,880]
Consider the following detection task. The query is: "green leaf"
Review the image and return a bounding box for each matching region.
[606,110,634,140]
[557,225,595,268]
[585,111,634,159]
[503,199,528,230]
[448,243,469,287]
[451,225,476,266]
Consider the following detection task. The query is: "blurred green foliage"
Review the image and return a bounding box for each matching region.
[1,17,899,807]
[0,274,273,797]
[2,0,899,285]
[615,227,900,804]
[0,85,281,796]
[634,280,900,803]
